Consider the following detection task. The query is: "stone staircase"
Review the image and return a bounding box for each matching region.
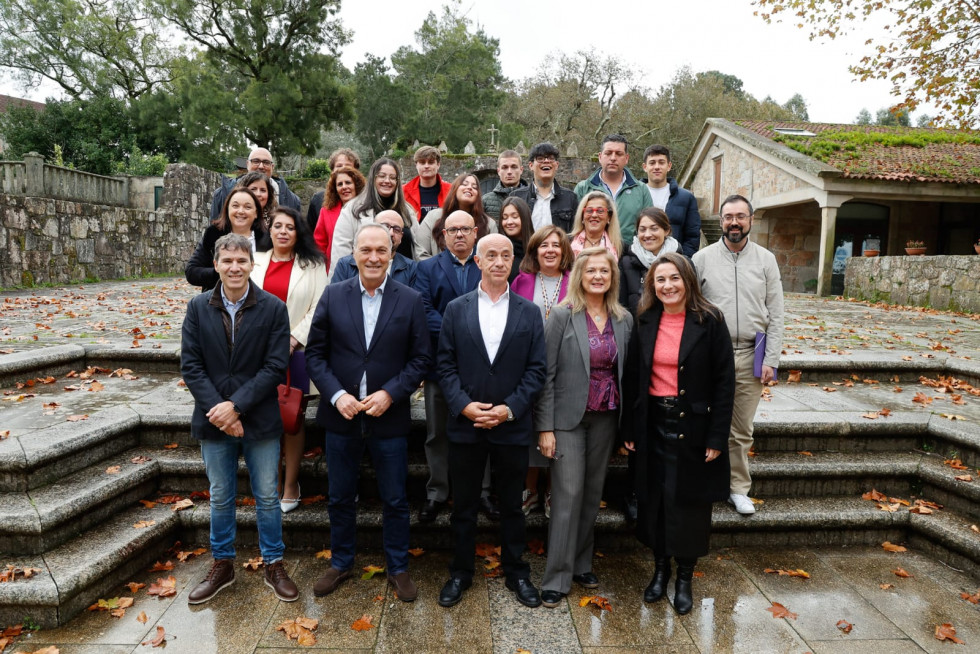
[1,344,979,628]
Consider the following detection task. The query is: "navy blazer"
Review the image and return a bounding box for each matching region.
[330,252,418,288]
[413,249,481,379]
[305,276,431,437]
[436,289,547,446]
[180,281,290,441]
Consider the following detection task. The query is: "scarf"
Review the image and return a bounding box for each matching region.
[630,235,679,268]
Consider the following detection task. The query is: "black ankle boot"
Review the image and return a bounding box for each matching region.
[643,557,671,602]
[673,559,696,615]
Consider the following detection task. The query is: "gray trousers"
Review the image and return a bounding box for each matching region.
[541,411,618,593]
[423,382,490,502]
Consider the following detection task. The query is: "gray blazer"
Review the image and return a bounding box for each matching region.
[534,305,633,432]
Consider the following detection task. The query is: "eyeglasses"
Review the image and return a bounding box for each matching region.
[584,207,608,216]
[444,226,475,235]
[381,224,403,234]
[534,156,557,163]
[721,213,751,222]
[249,158,274,166]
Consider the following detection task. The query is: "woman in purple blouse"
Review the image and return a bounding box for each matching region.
[533,247,633,607]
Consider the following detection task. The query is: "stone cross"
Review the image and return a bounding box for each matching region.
[487,124,499,147]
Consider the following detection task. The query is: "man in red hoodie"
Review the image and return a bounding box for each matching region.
[403,145,452,222]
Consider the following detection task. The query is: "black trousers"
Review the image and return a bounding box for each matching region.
[448,440,530,583]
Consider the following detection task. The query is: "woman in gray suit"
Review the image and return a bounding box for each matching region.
[535,247,633,608]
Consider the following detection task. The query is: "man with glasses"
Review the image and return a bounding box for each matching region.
[511,142,579,232]
[574,134,652,243]
[413,211,483,523]
[483,150,528,220]
[330,210,418,287]
[692,194,784,516]
[209,147,301,221]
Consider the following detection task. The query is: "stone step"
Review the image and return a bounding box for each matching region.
[0,503,178,629]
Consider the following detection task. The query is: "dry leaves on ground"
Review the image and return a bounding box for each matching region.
[945,458,970,470]
[764,568,811,579]
[171,499,194,512]
[351,614,375,631]
[934,622,965,644]
[766,602,798,619]
[879,583,895,589]
[243,557,264,571]
[954,474,974,482]
[126,582,145,593]
[0,565,43,583]
[277,617,318,645]
[893,567,913,578]
[138,500,156,509]
[148,561,174,572]
[408,548,425,557]
[787,370,802,383]
[141,625,166,647]
[136,611,148,624]
[162,443,178,449]
[361,564,385,580]
[836,619,854,634]
[133,520,156,529]
[176,548,206,562]
[863,489,887,501]
[960,589,980,604]
[130,456,151,465]
[314,549,331,560]
[579,595,612,611]
[105,466,121,474]
[147,576,177,598]
[881,541,907,553]
[300,494,325,505]
[87,596,134,618]
[527,539,545,556]
[66,414,88,422]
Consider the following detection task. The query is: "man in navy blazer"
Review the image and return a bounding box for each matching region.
[412,210,495,523]
[305,224,431,602]
[329,210,418,287]
[435,234,547,609]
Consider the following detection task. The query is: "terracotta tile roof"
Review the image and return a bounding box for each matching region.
[0,94,45,114]
[734,120,980,185]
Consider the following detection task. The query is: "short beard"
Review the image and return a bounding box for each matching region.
[724,225,750,244]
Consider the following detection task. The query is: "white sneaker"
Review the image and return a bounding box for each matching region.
[729,493,756,515]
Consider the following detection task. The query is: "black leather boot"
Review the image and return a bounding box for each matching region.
[673,558,696,615]
[643,557,671,602]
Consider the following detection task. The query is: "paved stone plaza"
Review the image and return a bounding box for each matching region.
[1,278,979,653]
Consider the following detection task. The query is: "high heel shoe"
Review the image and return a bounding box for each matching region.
[280,484,301,514]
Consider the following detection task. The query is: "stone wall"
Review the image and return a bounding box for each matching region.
[0,163,218,288]
[844,255,980,312]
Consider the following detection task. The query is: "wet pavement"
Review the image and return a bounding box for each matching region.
[2,279,980,652]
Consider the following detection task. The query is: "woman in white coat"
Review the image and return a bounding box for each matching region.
[251,206,328,512]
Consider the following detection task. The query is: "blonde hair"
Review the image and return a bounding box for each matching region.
[570,191,622,255]
[561,247,627,321]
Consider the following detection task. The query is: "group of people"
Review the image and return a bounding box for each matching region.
[180,136,784,615]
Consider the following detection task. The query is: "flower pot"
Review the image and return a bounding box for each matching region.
[863,249,880,257]
[904,247,926,256]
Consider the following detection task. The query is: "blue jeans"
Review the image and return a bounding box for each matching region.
[324,430,410,574]
[200,437,284,563]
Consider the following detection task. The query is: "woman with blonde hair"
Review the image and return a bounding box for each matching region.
[535,247,633,607]
[569,191,622,258]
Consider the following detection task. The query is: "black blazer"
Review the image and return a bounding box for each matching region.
[436,290,546,446]
[180,281,290,441]
[185,224,272,291]
[622,305,736,504]
[305,277,431,437]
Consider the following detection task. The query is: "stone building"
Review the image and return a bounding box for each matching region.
[680,119,980,295]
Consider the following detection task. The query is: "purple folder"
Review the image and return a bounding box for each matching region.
[754,332,777,379]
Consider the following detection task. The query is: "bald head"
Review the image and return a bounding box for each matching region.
[444,210,477,259]
[476,233,512,258]
[248,148,275,176]
[374,210,404,249]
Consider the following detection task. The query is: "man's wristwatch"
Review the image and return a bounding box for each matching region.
[505,406,515,422]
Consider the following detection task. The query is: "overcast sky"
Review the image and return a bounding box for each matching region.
[1,0,920,125]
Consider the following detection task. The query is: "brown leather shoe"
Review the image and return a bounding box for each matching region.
[188,559,235,605]
[313,567,352,597]
[388,571,418,602]
[264,560,299,602]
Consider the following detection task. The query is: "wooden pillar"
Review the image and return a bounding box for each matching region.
[816,205,838,296]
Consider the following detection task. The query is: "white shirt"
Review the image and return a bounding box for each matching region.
[647,185,670,210]
[477,283,509,363]
[330,277,388,406]
[531,185,554,231]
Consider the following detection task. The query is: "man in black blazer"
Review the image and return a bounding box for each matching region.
[181,234,298,605]
[305,224,432,602]
[435,234,547,609]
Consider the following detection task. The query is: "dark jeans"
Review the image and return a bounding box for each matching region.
[324,430,410,574]
[448,440,530,583]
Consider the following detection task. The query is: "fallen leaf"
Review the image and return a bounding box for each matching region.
[130,456,151,465]
[893,567,913,578]
[954,474,973,482]
[105,465,121,474]
[147,576,177,597]
[189,490,210,500]
[171,499,194,512]
[475,543,501,558]
[361,564,385,580]
[940,414,968,421]
[766,602,798,619]
[836,619,854,634]
[879,407,892,417]
[692,571,705,578]
[155,495,183,504]
[578,595,612,611]
[527,539,545,556]
[243,557,264,571]
[176,547,207,562]
[879,583,894,589]
[934,622,964,644]
[351,614,375,631]
[126,582,145,593]
[822,386,837,392]
[141,625,166,647]
[881,541,907,553]
[0,430,9,440]
[314,549,332,560]
[764,568,810,579]
[912,392,933,406]
[148,561,174,572]
[137,610,148,623]
[863,489,887,501]
[300,494,326,505]
[862,411,880,420]
[133,520,156,529]
[88,380,105,392]
[798,451,813,456]
[787,370,801,383]
[945,458,969,470]
[408,548,425,557]
[139,500,157,509]
[960,590,980,604]
[972,525,980,534]
[66,414,88,421]
[162,443,178,449]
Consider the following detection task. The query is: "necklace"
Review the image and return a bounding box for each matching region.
[271,253,295,262]
[538,273,562,320]
[585,233,605,248]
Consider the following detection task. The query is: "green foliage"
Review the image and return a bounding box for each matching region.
[303,158,331,179]
[771,128,980,163]
[352,54,414,158]
[390,2,506,152]
[876,107,910,127]
[116,146,169,176]
[855,108,872,125]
